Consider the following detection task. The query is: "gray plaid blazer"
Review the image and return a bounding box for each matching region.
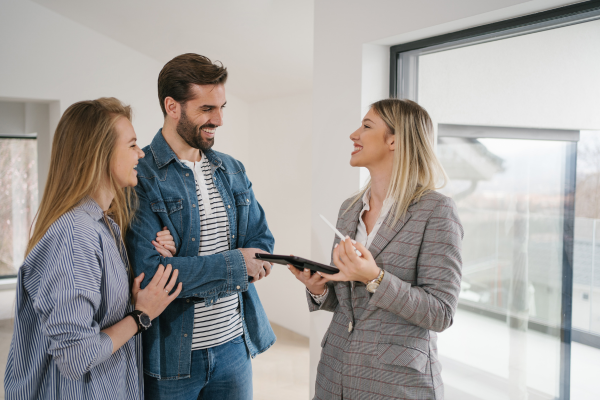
[309,191,463,400]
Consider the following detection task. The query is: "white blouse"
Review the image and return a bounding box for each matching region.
[354,189,394,249]
[309,190,394,303]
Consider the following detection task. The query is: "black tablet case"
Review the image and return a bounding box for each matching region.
[255,254,339,274]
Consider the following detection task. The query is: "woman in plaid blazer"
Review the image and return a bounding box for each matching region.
[290,99,463,400]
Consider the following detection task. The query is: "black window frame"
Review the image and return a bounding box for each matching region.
[390,0,600,97]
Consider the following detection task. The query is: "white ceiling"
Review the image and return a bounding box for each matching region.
[32,0,314,102]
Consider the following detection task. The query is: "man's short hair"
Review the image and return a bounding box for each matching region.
[158,53,228,117]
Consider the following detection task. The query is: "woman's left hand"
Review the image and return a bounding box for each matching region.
[322,238,380,283]
[152,227,177,258]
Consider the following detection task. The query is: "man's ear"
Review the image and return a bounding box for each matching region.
[164,97,181,120]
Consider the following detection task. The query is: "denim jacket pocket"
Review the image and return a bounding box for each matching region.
[150,198,184,238]
[233,190,251,237]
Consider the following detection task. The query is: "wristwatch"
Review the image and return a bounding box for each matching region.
[366,269,385,293]
[126,310,152,335]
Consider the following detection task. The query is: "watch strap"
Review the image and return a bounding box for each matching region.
[126,310,145,335]
[366,269,385,293]
[369,269,384,285]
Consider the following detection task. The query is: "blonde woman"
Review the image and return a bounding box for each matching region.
[290,99,464,400]
[4,98,182,400]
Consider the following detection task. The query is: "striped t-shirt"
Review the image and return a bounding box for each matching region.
[181,154,243,350]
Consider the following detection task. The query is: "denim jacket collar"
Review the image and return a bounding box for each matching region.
[150,128,224,171]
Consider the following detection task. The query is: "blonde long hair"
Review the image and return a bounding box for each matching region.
[26,97,137,257]
[354,99,447,224]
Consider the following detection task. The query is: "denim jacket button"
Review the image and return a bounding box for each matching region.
[232,235,235,239]
[228,205,231,209]
[246,199,249,203]
[236,285,240,290]
[192,238,195,241]
[186,299,190,303]
[192,204,196,208]
[185,173,189,177]
[184,334,188,337]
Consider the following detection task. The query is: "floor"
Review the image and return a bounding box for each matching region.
[253,323,310,400]
[1,307,599,399]
[0,318,308,400]
[439,308,600,400]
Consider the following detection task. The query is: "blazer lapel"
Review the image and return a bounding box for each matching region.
[333,199,362,324]
[338,199,362,239]
[367,209,412,260]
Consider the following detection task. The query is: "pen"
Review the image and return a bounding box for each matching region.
[319,214,362,257]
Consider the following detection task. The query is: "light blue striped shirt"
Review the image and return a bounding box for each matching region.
[4,198,143,400]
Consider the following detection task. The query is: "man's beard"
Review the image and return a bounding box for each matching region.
[176,106,215,151]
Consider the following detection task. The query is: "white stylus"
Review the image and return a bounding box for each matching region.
[319,214,362,257]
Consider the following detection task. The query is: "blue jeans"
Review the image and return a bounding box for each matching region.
[144,336,252,400]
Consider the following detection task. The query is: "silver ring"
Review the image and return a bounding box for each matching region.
[164,289,169,293]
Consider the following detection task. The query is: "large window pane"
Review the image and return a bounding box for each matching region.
[573,130,600,336]
[408,14,600,400]
[0,138,38,277]
[438,136,568,399]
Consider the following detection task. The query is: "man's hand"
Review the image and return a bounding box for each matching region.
[238,248,272,283]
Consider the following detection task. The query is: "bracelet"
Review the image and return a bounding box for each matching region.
[308,286,329,303]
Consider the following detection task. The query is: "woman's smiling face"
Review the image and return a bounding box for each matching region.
[349,107,395,169]
[110,116,145,188]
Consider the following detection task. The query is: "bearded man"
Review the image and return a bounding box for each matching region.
[126,53,275,400]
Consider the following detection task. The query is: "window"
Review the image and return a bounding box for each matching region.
[0,135,38,278]
[390,2,600,399]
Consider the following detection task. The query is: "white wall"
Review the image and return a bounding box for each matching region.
[310,0,579,396]
[0,0,166,142]
[212,93,250,163]
[0,102,26,133]
[0,0,254,209]
[0,0,310,339]
[245,93,313,337]
[0,0,253,316]
[0,0,162,196]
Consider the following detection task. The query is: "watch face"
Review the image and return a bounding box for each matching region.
[139,313,151,328]
[366,282,379,293]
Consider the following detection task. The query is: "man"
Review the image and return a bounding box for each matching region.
[126,53,275,400]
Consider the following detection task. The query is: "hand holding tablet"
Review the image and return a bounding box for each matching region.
[254,214,360,276]
[254,254,339,274]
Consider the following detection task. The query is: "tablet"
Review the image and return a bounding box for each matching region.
[255,254,339,275]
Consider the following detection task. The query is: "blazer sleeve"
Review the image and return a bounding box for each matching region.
[306,232,341,312]
[369,196,463,332]
[306,281,338,312]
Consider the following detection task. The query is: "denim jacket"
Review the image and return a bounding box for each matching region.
[126,130,276,380]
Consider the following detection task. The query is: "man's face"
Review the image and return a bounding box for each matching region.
[176,84,226,151]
